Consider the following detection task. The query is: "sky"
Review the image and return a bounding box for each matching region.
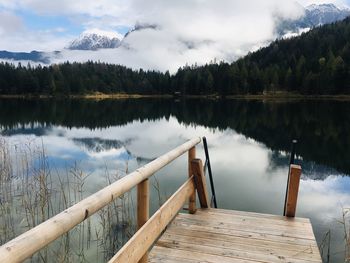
[0,0,349,71]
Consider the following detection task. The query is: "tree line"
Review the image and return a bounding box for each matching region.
[1,17,350,96]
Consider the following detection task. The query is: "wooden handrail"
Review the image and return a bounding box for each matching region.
[0,137,201,263]
[109,176,195,263]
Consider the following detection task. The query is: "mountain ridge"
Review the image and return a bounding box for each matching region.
[67,30,121,50]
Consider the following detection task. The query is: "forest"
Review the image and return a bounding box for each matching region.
[0,17,350,96]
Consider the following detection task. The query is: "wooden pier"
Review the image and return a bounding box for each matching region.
[150,209,321,262]
[0,137,321,263]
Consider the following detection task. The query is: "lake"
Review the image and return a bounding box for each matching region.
[0,98,349,262]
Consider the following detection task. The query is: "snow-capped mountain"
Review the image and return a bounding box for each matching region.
[276,3,350,36]
[305,3,350,26]
[67,30,122,50]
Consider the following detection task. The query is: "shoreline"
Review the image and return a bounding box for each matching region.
[1,93,350,101]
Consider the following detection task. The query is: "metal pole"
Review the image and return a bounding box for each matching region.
[283,139,297,216]
[289,140,297,165]
[203,137,217,208]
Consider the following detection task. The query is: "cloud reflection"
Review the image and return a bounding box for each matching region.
[2,115,350,261]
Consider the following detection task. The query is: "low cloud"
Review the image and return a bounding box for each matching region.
[0,0,311,70]
[298,0,349,7]
[51,0,305,72]
[0,11,23,35]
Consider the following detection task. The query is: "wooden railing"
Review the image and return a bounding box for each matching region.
[0,137,211,263]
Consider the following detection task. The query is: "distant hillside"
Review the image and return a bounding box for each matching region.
[234,16,350,94]
[171,16,350,95]
[0,17,349,96]
[0,51,50,64]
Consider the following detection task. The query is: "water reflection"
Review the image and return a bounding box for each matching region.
[0,98,349,262]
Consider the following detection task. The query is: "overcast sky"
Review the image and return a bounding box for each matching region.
[0,0,349,71]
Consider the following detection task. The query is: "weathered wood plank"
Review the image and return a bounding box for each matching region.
[150,206,321,263]
[206,208,310,223]
[196,209,311,226]
[155,238,320,263]
[174,214,315,239]
[194,210,313,230]
[165,226,319,253]
[176,212,314,237]
[169,217,317,247]
[150,245,260,263]
[159,232,321,261]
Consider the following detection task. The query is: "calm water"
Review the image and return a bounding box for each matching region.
[1,98,350,262]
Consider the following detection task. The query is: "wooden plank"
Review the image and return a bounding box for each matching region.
[194,210,312,229]
[188,147,197,214]
[108,177,195,263]
[0,137,201,263]
[149,253,199,263]
[137,179,149,263]
[286,165,302,217]
[191,159,210,208]
[159,232,321,261]
[168,217,317,247]
[205,208,310,223]
[155,238,321,263]
[174,214,315,239]
[197,208,310,224]
[178,212,314,235]
[165,226,319,253]
[150,245,260,263]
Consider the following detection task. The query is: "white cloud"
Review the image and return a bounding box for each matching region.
[1,0,307,70]
[0,11,73,51]
[0,11,24,35]
[46,0,305,72]
[298,0,349,8]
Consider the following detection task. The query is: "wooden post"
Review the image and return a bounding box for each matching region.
[191,159,210,208]
[109,177,195,263]
[285,164,302,217]
[188,147,197,214]
[137,179,149,263]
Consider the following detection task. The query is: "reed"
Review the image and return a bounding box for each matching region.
[340,208,350,262]
[0,137,135,262]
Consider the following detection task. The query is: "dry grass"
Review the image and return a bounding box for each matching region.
[0,138,135,262]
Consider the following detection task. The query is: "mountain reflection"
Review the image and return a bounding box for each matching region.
[0,98,349,174]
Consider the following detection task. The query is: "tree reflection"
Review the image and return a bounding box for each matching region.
[1,98,349,174]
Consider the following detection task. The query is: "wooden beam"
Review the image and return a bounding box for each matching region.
[191,159,210,208]
[137,179,149,263]
[188,147,197,214]
[285,164,302,217]
[108,177,196,263]
[0,137,201,263]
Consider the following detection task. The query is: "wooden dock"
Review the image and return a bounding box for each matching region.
[150,208,321,263]
[0,137,322,263]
